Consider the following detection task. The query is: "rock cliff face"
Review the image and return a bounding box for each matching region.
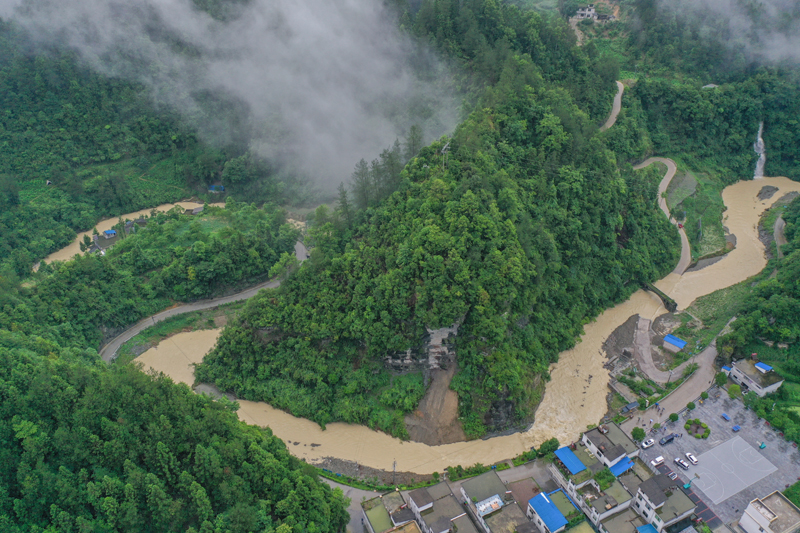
[383,323,460,377]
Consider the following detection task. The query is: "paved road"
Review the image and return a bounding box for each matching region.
[774,214,786,259]
[99,241,308,362]
[322,479,376,533]
[633,157,692,275]
[599,81,625,131]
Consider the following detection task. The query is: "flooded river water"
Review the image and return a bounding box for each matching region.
[133,176,800,474]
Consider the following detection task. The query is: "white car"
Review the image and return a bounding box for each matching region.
[651,456,664,467]
[667,471,678,480]
[674,457,690,470]
[642,438,655,449]
[686,452,698,465]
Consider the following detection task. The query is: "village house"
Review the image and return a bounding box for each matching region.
[362,491,416,533]
[724,359,784,397]
[460,471,516,533]
[408,482,478,533]
[575,4,596,19]
[629,474,696,532]
[739,490,800,533]
[580,423,639,470]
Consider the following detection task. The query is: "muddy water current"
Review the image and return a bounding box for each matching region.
[134,176,800,474]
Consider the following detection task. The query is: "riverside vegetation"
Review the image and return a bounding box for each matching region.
[2,0,800,530]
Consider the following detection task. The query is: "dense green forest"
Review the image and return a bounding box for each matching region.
[715,198,800,442]
[0,346,349,532]
[197,0,679,438]
[1,202,298,350]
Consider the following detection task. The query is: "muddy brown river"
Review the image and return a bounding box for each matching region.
[133,176,800,474]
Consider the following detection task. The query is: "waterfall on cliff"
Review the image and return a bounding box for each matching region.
[754,121,766,179]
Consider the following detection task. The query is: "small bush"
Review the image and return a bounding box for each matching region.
[701,391,709,400]
[701,423,708,429]
[729,384,741,399]
[715,372,728,387]
[654,423,661,430]
[669,413,679,422]
[687,402,696,410]
[702,430,710,438]
[694,433,702,438]
[632,427,646,441]
[684,422,691,430]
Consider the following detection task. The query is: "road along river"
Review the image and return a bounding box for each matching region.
[134,168,800,474]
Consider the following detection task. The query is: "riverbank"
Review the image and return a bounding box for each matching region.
[132,174,800,474]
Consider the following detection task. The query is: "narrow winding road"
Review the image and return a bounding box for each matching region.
[633,157,692,275]
[100,241,308,362]
[599,81,625,131]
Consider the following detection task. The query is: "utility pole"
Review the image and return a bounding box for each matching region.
[393,460,396,486]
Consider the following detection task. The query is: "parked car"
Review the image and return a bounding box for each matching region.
[651,456,665,467]
[674,458,690,470]
[660,434,676,445]
[667,471,678,480]
[642,438,655,449]
[686,452,698,465]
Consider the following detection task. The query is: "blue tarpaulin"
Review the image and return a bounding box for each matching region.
[722,366,732,372]
[664,334,687,349]
[636,525,659,533]
[755,362,773,372]
[554,447,587,475]
[609,458,634,477]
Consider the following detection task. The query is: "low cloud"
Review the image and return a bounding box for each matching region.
[656,0,800,65]
[6,0,457,188]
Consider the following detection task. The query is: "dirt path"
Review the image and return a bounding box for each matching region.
[774,215,787,259]
[600,81,624,131]
[100,241,308,362]
[633,157,692,275]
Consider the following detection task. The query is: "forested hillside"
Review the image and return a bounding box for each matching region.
[0,347,349,532]
[197,0,679,438]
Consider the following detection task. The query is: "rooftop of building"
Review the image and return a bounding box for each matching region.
[638,474,675,507]
[462,470,507,503]
[528,493,568,533]
[364,499,393,533]
[382,492,406,514]
[392,507,415,525]
[565,521,595,533]
[428,482,454,501]
[387,521,422,533]
[585,423,638,456]
[420,494,465,533]
[548,489,578,518]
[752,491,800,533]
[618,471,645,498]
[655,488,696,524]
[476,494,504,517]
[408,487,434,508]
[452,514,479,533]
[580,479,632,513]
[733,359,783,387]
[508,478,539,513]
[484,503,529,533]
[601,507,646,532]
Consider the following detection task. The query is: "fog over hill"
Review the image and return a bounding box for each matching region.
[2,0,457,188]
[654,0,800,65]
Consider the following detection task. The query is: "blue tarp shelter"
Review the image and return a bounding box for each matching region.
[722,366,732,373]
[554,447,587,475]
[755,362,773,373]
[209,185,225,192]
[609,458,634,477]
[528,493,568,533]
[664,334,687,350]
[636,525,659,533]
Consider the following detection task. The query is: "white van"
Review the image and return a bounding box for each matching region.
[650,456,664,467]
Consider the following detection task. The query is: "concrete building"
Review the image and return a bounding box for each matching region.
[362,492,415,533]
[581,423,639,470]
[408,482,478,533]
[527,492,568,533]
[739,491,800,533]
[631,474,695,532]
[725,359,784,397]
[575,4,596,19]
[460,471,513,533]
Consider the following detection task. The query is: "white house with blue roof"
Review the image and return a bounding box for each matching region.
[527,492,568,533]
[725,359,784,397]
[662,335,687,353]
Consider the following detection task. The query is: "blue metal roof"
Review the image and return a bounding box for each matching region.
[664,334,687,349]
[722,366,731,372]
[636,525,659,533]
[528,493,567,532]
[755,362,773,372]
[554,447,587,475]
[103,229,116,236]
[609,458,634,477]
